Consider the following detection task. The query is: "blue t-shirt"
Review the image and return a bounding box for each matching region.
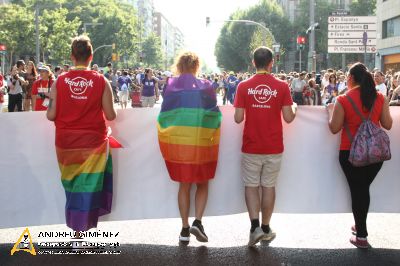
[227,75,238,91]
[141,77,157,97]
[118,76,132,91]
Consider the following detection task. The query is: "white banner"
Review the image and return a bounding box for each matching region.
[1,107,400,229]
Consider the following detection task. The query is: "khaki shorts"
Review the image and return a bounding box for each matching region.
[142,96,155,107]
[241,153,283,188]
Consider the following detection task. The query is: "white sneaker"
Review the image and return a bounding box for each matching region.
[248,227,264,246]
[262,229,276,241]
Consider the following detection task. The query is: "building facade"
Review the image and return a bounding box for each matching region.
[154,12,185,68]
[127,0,155,38]
[375,0,400,72]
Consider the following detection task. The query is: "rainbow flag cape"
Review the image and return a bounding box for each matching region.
[56,140,113,232]
[158,74,222,183]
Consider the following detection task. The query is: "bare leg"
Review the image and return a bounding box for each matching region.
[245,187,261,220]
[261,186,276,225]
[195,182,209,220]
[178,182,192,228]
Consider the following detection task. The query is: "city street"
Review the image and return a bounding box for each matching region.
[1,213,400,265]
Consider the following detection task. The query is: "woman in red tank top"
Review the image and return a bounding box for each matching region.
[327,63,392,249]
[46,35,117,247]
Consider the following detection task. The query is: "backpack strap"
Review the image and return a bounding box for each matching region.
[343,95,377,143]
[345,95,366,122]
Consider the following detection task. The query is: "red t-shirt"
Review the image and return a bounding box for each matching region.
[55,70,107,149]
[337,88,385,150]
[234,73,293,154]
[32,79,52,111]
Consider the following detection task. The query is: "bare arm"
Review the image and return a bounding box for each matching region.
[46,82,57,121]
[234,108,245,124]
[155,82,159,100]
[32,95,37,111]
[380,97,393,130]
[328,102,345,134]
[102,79,117,121]
[282,103,297,123]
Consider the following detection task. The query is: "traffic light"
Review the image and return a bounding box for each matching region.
[0,44,6,51]
[206,17,210,27]
[112,43,116,50]
[276,54,280,62]
[296,36,306,45]
[112,53,117,61]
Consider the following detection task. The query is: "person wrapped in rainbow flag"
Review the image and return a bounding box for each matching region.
[47,35,119,247]
[158,52,222,244]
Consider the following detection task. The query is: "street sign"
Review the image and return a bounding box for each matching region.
[328,16,376,24]
[328,16,376,54]
[328,46,377,54]
[328,31,377,39]
[329,11,350,16]
[328,23,377,31]
[328,39,376,46]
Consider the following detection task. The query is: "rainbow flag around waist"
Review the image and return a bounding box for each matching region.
[158,74,222,183]
[56,142,112,232]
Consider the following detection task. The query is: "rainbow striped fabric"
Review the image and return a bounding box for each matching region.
[158,74,222,183]
[56,142,112,232]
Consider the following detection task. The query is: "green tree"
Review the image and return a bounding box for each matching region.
[0,4,35,67]
[6,0,140,67]
[39,8,81,64]
[350,0,376,16]
[215,0,291,72]
[141,33,164,69]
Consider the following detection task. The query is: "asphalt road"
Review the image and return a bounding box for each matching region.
[1,213,400,266]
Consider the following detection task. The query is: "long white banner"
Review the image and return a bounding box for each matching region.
[1,107,399,229]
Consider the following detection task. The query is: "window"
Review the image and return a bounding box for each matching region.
[383,16,400,38]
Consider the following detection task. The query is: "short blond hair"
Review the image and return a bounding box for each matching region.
[172,51,200,76]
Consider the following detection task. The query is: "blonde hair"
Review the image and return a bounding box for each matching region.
[172,51,200,76]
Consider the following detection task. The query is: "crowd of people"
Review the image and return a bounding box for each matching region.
[1,57,399,113]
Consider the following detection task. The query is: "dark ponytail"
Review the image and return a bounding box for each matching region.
[349,62,376,111]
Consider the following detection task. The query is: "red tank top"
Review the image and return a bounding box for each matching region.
[337,88,385,150]
[55,70,106,149]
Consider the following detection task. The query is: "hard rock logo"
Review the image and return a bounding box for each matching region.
[248,85,278,104]
[65,77,94,95]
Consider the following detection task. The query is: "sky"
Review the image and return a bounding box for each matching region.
[152,0,259,71]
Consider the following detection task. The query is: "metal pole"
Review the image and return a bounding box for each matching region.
[35,5,40,63]
[309,0,315,72]
[342,54,346,71]
[1,53,5,75]
[364,45,367,66]
[299,49,302,72]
